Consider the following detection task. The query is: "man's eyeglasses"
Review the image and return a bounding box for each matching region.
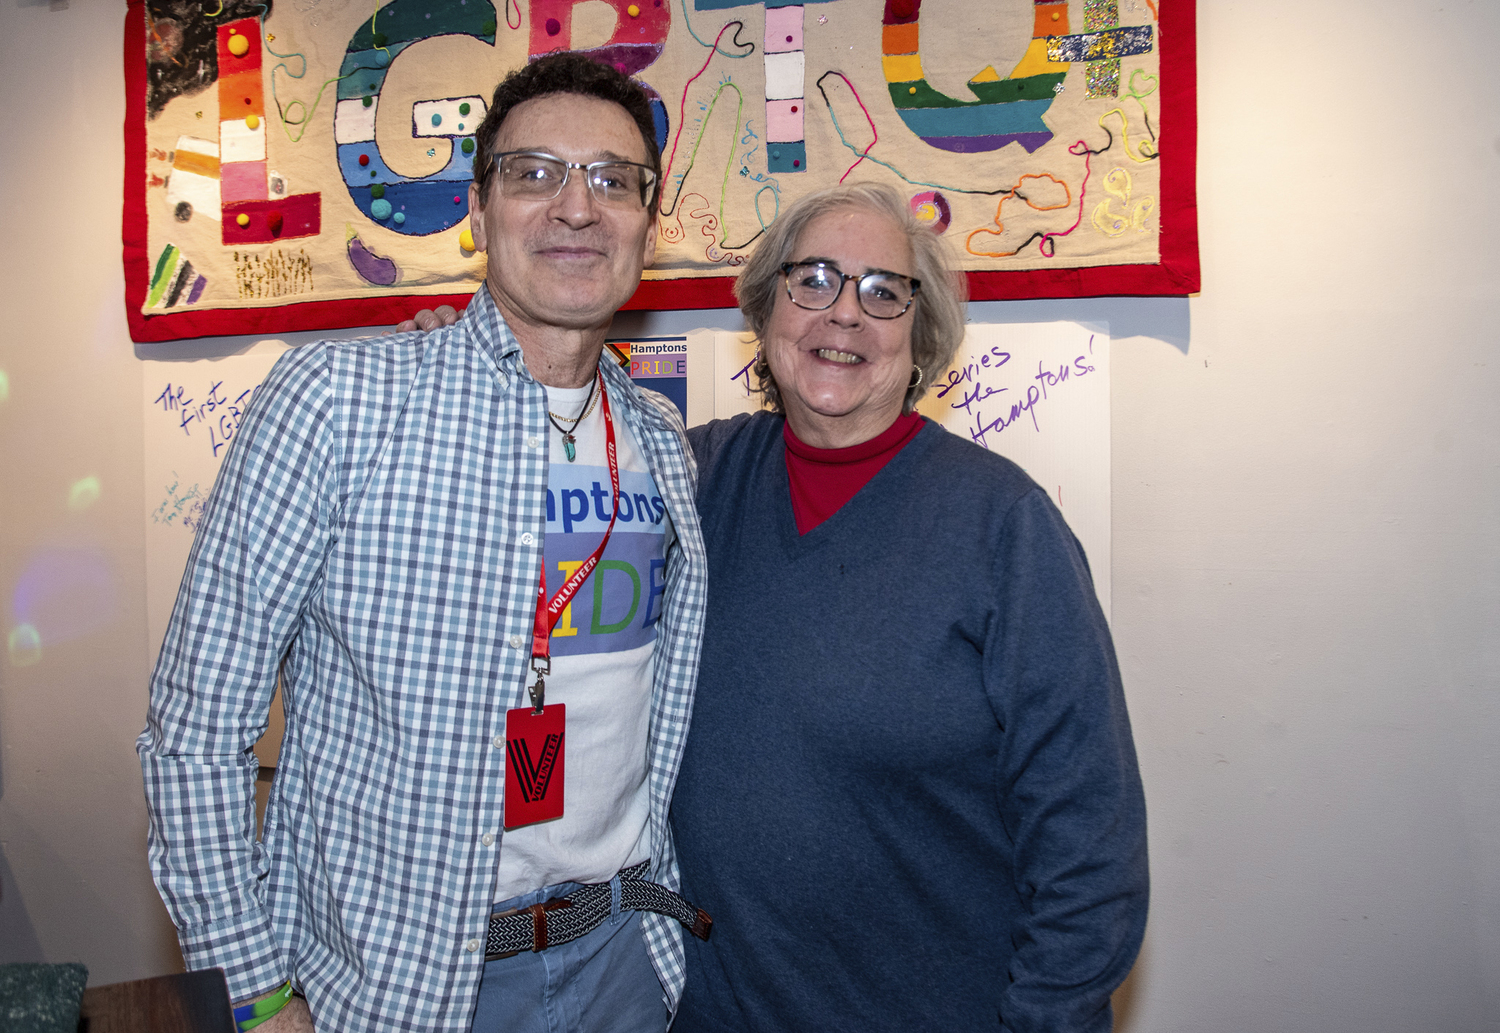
[779,261,920,320]
[493,151,658,210]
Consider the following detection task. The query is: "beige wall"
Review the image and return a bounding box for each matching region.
[1,0,1495,1027]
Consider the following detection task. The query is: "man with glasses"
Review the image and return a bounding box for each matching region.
[141,54,708,1033]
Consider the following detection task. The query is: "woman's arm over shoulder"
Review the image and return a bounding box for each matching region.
[686,411,766,477]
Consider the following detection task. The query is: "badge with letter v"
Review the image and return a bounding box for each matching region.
[503,704,565,829]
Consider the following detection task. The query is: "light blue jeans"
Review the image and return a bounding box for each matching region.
[469,873,668,1033]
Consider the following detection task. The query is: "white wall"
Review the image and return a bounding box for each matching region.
[1,1,1495,1027]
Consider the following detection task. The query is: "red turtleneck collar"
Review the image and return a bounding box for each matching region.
[782,411,925,534]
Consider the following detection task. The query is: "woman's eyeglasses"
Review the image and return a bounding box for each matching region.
[779,261,920,319]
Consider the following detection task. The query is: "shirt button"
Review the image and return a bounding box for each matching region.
[527,436,539,448]
[493,734,504,749]
[508,635,523,649]
[466,939,480,953]
[520,532,535,546]
[482,833,494,846]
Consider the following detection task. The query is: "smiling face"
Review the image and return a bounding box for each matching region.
[468,92,657,337]
[762,206,917,448]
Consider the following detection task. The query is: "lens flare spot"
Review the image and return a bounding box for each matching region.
[0,369,9,405]
[8,624,41,667]
[12,548,119,649]
[68,476,102,512]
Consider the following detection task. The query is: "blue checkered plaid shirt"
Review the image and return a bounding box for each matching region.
[138,288,708,1031]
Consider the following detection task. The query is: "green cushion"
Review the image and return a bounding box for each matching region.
[0,963,89,1033]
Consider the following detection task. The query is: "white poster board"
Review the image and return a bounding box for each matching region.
[705,323,1112,618]
[142,342,291,658]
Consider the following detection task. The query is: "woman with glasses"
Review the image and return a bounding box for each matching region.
[669,182,1147,1033]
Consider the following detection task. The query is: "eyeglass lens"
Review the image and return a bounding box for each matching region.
[497,153,653,208]
[784,263,915,319]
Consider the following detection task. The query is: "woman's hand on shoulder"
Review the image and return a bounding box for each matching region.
[391,305,461,334]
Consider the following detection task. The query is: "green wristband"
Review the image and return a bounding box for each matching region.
[234,981,294,1032]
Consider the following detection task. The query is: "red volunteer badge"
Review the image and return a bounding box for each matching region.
[503,703,565,828]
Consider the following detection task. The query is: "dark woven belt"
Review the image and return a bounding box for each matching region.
[485,861,712,961]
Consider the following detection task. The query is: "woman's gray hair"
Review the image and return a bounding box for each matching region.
[733,181,968,413]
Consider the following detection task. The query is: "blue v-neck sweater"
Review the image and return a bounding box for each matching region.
[671,412,1147,1033]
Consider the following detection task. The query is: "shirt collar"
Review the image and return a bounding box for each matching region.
[460,285,522,372]
[461,285,672,432]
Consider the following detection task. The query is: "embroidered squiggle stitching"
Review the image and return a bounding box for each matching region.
[965,174,1074,258]
[814,72,878,184]
[680,0,754,57]
[661,23,742,204]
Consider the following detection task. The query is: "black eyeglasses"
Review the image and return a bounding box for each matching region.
[779,261,920,320]
[493,151,658,210]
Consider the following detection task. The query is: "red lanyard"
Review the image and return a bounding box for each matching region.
[528,370,618,710]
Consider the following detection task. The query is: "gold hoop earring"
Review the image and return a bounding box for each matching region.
[908,364,923,389]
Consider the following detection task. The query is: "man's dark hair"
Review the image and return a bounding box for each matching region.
[472,52,661,210]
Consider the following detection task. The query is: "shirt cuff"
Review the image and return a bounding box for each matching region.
[176,908,286,1004]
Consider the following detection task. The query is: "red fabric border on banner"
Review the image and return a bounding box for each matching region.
[123,0,1197,343]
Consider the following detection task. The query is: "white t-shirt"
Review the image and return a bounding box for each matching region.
[493,375,670,898]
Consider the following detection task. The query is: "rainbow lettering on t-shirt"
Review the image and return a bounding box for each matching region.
[543,465,667,657]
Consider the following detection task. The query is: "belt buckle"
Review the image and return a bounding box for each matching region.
[485,896,573,961]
